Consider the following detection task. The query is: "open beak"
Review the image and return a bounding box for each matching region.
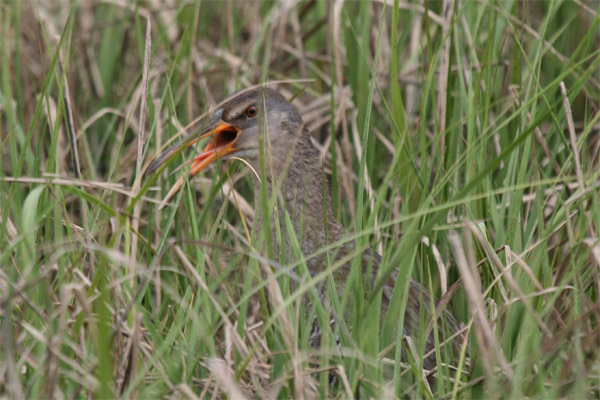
[147,111,241,208]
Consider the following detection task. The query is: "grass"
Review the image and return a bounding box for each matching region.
[1,0,599,398]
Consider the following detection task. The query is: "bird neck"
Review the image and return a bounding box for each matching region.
[253,134,346,272]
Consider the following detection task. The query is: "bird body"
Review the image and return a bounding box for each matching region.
[148,87,467,373]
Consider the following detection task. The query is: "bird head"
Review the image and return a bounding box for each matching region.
[146,87,304,207]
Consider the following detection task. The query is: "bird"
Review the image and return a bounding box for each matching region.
[147,86,468,377]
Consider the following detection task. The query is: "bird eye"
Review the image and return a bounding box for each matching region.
[246,106,257,118]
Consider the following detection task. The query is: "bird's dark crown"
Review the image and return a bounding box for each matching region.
[220,87,302,127]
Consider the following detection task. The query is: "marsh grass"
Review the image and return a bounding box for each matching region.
[1,1,599,398]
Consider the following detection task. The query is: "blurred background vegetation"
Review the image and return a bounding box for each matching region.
[0,0,599,398]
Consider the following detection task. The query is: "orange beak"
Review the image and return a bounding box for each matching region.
[147,115,241,208]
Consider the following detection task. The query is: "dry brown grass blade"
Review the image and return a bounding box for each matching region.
[173,383,201,400]
[80,107,127,134]
[152,97,164,309]
[4,215,18,243]
[405,14,422,115]
[0,175,164,205]
[582,238,600,268]
[331,0,356,215]
[207,358,249,400]
[336,364,354,399]
[130,15,152,286]
[448,229,513,379]
[58,50,81,179]
[436,0,454,166]
[422,236,448,294]
[560,81,585,193]
[120,312,143,398]
[2,304,24,399]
